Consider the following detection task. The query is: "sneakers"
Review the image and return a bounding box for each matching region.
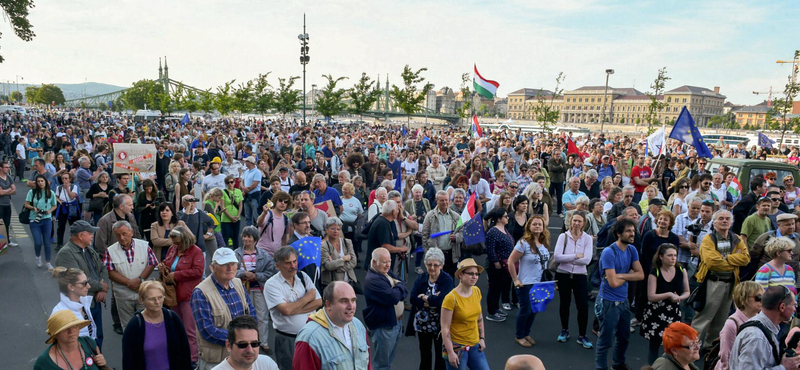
[36,256,42,267]
[502,303,513,311]
[8,242,18,248]
[515,337,532,348]
[485,314,506,322]
[577,336,593,349]
[496,308,508,317]
[557,329,570,342]
[46,263,54,271]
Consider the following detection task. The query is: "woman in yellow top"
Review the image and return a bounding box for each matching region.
[441,258,490,370]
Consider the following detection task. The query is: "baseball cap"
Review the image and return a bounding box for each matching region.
[212,248,238,265]
[70,220,99,235]
[210,157,222,163]
[279,167,289,172]
[649,198,666,206]
[244,156,256,164]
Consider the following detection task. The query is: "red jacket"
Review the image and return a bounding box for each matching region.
[162,245,204,302]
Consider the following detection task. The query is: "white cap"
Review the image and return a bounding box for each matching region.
[212,248,238,264]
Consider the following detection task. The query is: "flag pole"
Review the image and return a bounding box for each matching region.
[651,123,667,174]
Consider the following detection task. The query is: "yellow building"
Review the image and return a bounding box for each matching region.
[507,88,552,120]
[732,105,770,128]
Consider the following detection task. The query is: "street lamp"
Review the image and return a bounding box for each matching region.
[299,14,310,125]
[15,75,23,97]
[600,69,614,133]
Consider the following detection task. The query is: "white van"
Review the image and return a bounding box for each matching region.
[0,105,26,115]
[133,109,161,122]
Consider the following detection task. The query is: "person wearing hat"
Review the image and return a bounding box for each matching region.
[277,167,294,193]
[441,258,490,369]
[741,196,775,262]
[190,247,257,370]
[597,155,616,183]
[54,220,109,350]
[34,310,107,370]
[202,159,227,197]
[242,156,262,227]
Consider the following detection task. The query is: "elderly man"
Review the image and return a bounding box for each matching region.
[264,246,322,370]
[191,248,258,370]
[505,355,545,370]
[427,154,447,190]
[729,286,800,369]
[55,221,109,349]
[94,194,140,255]
[212,316,279,370]
[607,186,642,220]
[103,220,157,328]
[221,150,244,176]
[387,190,418,276]
[422,190,464,278]
[293,281,371,370]
[312,173,343,215]
[690,210,750,355]
[562,176,587,217]
[637,198,665,236]
[580,169,601,200]
[364,199,405,272]
[242,156,262,227]
[75,156,101,218]
[364,247,408,370]
[596,155,616,182]
[289,171,310,194]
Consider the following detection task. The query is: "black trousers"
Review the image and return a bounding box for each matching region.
[56,215,79,247]
[443,250,457,279]
[556,272,589,337]
[550,182,564,214]
[0,204,10,242]
[486,262,511,315]
[417,331,445,370]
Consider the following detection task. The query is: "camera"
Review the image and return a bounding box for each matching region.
[686,222,703,236]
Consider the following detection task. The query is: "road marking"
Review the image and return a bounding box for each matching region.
[9,202,29,240]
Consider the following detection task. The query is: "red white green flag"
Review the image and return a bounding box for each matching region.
[456,192,476,229]
[473,64,499,99]
[472,114,483,138]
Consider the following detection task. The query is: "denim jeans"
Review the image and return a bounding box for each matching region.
[244,192,260,227]
[372,322,402,370]
[515,285,537,339]
[89,302,104,351]
[594,298,632,370]
[445,342,490,370]
[30,218,53,261]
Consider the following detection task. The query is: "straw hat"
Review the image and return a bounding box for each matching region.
[46,310,90,344]
[455,258,484,279]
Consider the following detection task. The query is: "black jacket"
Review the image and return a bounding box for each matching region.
[732,191,759,234]
[121,308,192,370]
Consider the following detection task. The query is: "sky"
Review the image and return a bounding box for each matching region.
[0,0,796,105]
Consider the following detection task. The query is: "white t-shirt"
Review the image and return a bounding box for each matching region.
[15,143,25,160]
[211,355,278,370]
[203,173,227,193]
[401,160,418,176]
[56,184,80,202]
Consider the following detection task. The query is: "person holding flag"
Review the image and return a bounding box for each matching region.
[507,215,551,348]
[422,190,466,279]
[668,107,713,159]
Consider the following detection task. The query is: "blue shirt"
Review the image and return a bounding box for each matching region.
[561,189,587,216]
[190,275,257,345]
[313,186,343,208]
[243,168,262,195]
[387,159,401,177]
[598,242,639,302]
[597,164,616,182]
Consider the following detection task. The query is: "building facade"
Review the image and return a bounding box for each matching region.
[732,105,771,128]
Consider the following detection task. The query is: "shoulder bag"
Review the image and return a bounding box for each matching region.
[159,265,178,307]
[18,202,29,224]
[547,233,568,276]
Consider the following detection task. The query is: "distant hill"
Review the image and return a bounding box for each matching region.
[8,82,128,100]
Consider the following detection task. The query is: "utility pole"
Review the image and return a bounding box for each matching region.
[15,75,23,96]
[299,14,310,125]
[600,69,614,133]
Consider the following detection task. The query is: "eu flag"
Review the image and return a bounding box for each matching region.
[668,106,712,158]
[180,113,190,125]
[758,131,775,149]
[394,172,402,192]
[401,126,408,137]
[292,236,321,270]
[529,281,556,313]
[463,214,485,246]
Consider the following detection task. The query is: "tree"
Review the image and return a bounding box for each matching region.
[347,73,381,122]
[232,80,254,115]
[214,80,235,117]
[25,83,65,106]
[158,92,174,114]
[274,76,301,119]
[198,89,215,114]
[314,74,348,120]
[120,79,164,110]
[184,89,198,114]
[619,117,626,124]
[766,50,800,144]
[644,67,670,135]
[529,72,565,132]
[252,73,273,115]
[171,83,187,112]
[456,72,473,123]
[390,65,433,124]
[0,1,35,63]
[9,91,22,102]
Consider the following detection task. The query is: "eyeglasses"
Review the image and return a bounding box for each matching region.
[679,340,702,351]
[425,263,442,268]
[752,294,763,302]
[146,295,165,303]
[234,341,261,349]
[462,272,480,277]
[75,280,90,287]
[772,198,782,202]
[509,186,518,189]
[702,182,712,186]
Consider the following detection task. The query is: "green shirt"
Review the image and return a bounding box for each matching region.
[34,337,100,370]
[221,188,243,223]
[741,213,771,248]
[26,189,57,220]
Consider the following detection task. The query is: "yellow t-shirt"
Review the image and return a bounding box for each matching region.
[442,286,482,346]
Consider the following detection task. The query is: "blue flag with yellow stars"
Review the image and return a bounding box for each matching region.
[292,237,321,270]
[463,214,485,246]
[529,281,556,313]
[668,106,712,158]
[758,131,775,149]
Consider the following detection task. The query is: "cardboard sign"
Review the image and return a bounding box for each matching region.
[314,200,337,219]
[112,143,157,173]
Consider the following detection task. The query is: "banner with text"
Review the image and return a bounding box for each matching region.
[112,143,157,174]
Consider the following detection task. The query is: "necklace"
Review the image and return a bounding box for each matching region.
[144,312,165,328]
[56,342,86,370]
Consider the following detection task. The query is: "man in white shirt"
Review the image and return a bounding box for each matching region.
[468,171,492,206]
[264,246,322,370]
[212,316,278,370]
[203,160,227,196]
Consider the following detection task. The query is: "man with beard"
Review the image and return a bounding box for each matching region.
[293,281,371,370]
[289,171,309,195]
[685,174,714,206]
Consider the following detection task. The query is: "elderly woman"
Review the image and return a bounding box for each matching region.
[34,310,107,370]
[441,258,489,370]
[368,187,388,219]
[122,281,192,370]
[159,225,204,364]
[755,236,797,293]
[651,322,701,370]
[508,215,550,348]
[406,247,454,370]
[150,203,187,261]
[565,195,590,230]
[340,182,364,242]
[553,211,594,348]
[235,225,277,355]
[406,184,431,274]
[715,281,762,370]
[51,267,97,345]
[450,188,467,214]
[352,176,369,210]
[321,217,358,289]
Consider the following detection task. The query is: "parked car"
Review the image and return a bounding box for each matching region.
[708,158,799,187]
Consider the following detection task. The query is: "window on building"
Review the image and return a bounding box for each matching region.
[683,98,687,103]
[667,97,672,103]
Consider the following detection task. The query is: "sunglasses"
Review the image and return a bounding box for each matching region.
[234,341,261,349]
[75,280,90,287]
[226,181,234,184]
[753,294,763,302]
[509,186,518,189]
[462,272,480,277]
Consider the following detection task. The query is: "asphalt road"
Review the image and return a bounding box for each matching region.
[0,180,653,369]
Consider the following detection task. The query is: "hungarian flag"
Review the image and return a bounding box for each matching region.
[567,137,580,156]
[473,64,499,99]
[457,192,477,229]
[472,114,483,138]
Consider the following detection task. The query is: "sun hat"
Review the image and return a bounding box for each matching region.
[455,258,484,279]
[46,310,90,344]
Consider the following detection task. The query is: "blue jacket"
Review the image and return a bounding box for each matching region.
[405,271,454,337]
[363,268,407,331]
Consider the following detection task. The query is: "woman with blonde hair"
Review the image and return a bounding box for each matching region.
[525,183,550,226]
[599,177,613,202]
[714,281,763,370]
[164,161,181,205]
[639,184,660,210]
[553,211,594,348]
[50,267,97,345]
[403,174,418,202]
[508,215,550,348]
[754,236,797,293]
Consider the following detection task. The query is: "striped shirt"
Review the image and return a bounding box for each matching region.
[755,263,797,294]
[102,243,158,271]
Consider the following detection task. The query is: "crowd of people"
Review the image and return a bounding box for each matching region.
[5,108,800,370]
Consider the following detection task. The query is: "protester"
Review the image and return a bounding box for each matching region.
[212,316,279,370]
[422,191,464,278]
[221,174,244,250]
[50,267,98,344]
[729,286,800,369]
[507,215,550,348]
[441,258,490,370]
[650,322,700,370]
[320,217,358,289]
[553,211,593,348]
[95,194,141,255]
[134,178,164,241]
[235,226,277,355]
[714,280,762,370]
[25,173,57,270]
[178,194,217,271]
[755,236,797,293]
[363,247,408,370]
[34,310,108,370]
[484,207,515,323]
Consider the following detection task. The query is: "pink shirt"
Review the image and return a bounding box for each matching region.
[715,309,749,370]
[553,231,594,275]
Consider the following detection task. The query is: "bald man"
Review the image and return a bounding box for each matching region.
[505,355,545,370]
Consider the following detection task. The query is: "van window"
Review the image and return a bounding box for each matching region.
[709,163,740,177]
[750,168,793,184]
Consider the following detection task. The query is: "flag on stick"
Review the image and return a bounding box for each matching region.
[668,107,712,158]
[758,131,775,149]
[529,281,556,313]
[472,115,483,138]
[292,237,321,270]
[473,64,499,99]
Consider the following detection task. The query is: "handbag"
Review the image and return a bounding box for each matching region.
[89,197,105,213]
[548,233,568,275]
[160,266,178,307]
[18,203,29,224]
[688,277,708,312]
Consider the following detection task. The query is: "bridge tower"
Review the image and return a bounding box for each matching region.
[162,56,170,93]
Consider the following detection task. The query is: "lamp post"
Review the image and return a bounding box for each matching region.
[600,69,614,133]
[15,75,23,97]
[311,84,317,118]
[299,14,310,125]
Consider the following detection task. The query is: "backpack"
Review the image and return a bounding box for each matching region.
[359,212,382,240]
[736,320,783,366]
[259,210,289,242]
[704,317,739,369]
